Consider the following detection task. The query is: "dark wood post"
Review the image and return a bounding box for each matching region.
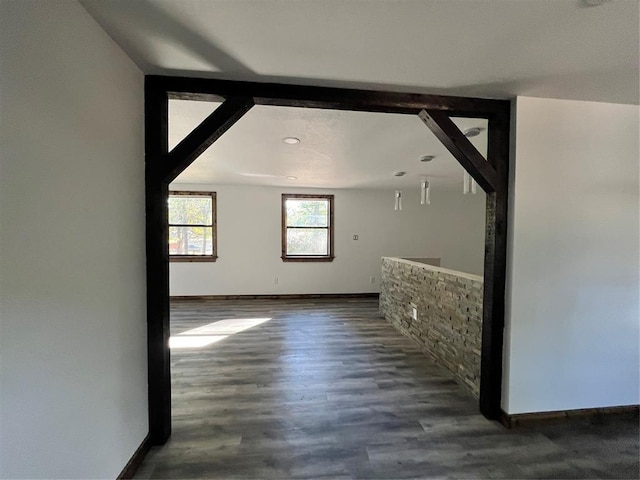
[144,80,171,445]
[479,112,510,419]
[418,108,510,419]
[144,80,254,444]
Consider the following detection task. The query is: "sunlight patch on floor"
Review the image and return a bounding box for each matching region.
[169,317,272,349]
[169,335,227,349]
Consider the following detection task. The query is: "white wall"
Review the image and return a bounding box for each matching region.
[169,184,486,296]
[0,1,147,478]
[503,96,640,414]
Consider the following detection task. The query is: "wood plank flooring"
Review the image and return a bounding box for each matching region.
[135,298,639,479]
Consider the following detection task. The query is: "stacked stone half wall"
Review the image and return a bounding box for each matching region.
[380,257,483,397]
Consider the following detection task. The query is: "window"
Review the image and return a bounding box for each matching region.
[168,191,217,262]
[281,194,334,262]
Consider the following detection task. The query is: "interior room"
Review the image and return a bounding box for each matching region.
[159,103,493,477]
[1,1,638,479]
[168,100,488,296]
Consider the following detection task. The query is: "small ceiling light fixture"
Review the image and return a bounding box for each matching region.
[393,171,406,177]
[420,178,431,205]
[463,127,484,138]
[420,155,435,163]
[394,191,403,211]
[286,176,298,180]
[463,171,478,195]
[282,137,300,145]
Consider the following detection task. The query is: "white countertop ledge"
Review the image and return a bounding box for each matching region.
[382,257,484,283]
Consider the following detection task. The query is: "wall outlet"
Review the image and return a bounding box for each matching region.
[370,276,376,284]
[273,277,279,285]
[353,234,359,240]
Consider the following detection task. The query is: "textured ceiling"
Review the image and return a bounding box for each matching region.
[81,0,638,189]
[82,0,639,104]
[169,100,487,189]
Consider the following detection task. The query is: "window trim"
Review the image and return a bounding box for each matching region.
[169,191,217,262]
[281,193,334,262]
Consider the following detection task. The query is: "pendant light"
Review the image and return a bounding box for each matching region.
[463,171,478,195]
[394,190,403,211]
[420,178,430,205]
[463,171,471,194]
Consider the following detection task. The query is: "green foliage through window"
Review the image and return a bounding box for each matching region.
[282,194,334,261]
[169,192,216,260]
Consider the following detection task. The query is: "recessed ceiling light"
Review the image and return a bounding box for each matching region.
[394,171,406,177]
[286,176,298,180]
[283,137,300,145]
[463,127,483,138]
[420,155,435,162]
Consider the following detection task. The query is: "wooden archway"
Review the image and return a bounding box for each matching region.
[145,76,510,444]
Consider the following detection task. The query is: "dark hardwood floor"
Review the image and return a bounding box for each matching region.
[135,298,639,479]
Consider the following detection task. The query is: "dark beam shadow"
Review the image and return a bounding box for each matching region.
[82,0,637,105]
[81,0,254,76]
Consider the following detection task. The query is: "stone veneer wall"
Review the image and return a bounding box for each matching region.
[380,257,483,397]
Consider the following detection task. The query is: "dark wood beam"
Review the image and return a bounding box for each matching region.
[144,81,171,445]
[479,112,511,419]
[143,75,513,441]
[418,104,511,419]
[162,96,254,183]
[146,75,510,118]
[418,109,498,193]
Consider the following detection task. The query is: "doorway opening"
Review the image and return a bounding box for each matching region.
[146,76,510,444]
